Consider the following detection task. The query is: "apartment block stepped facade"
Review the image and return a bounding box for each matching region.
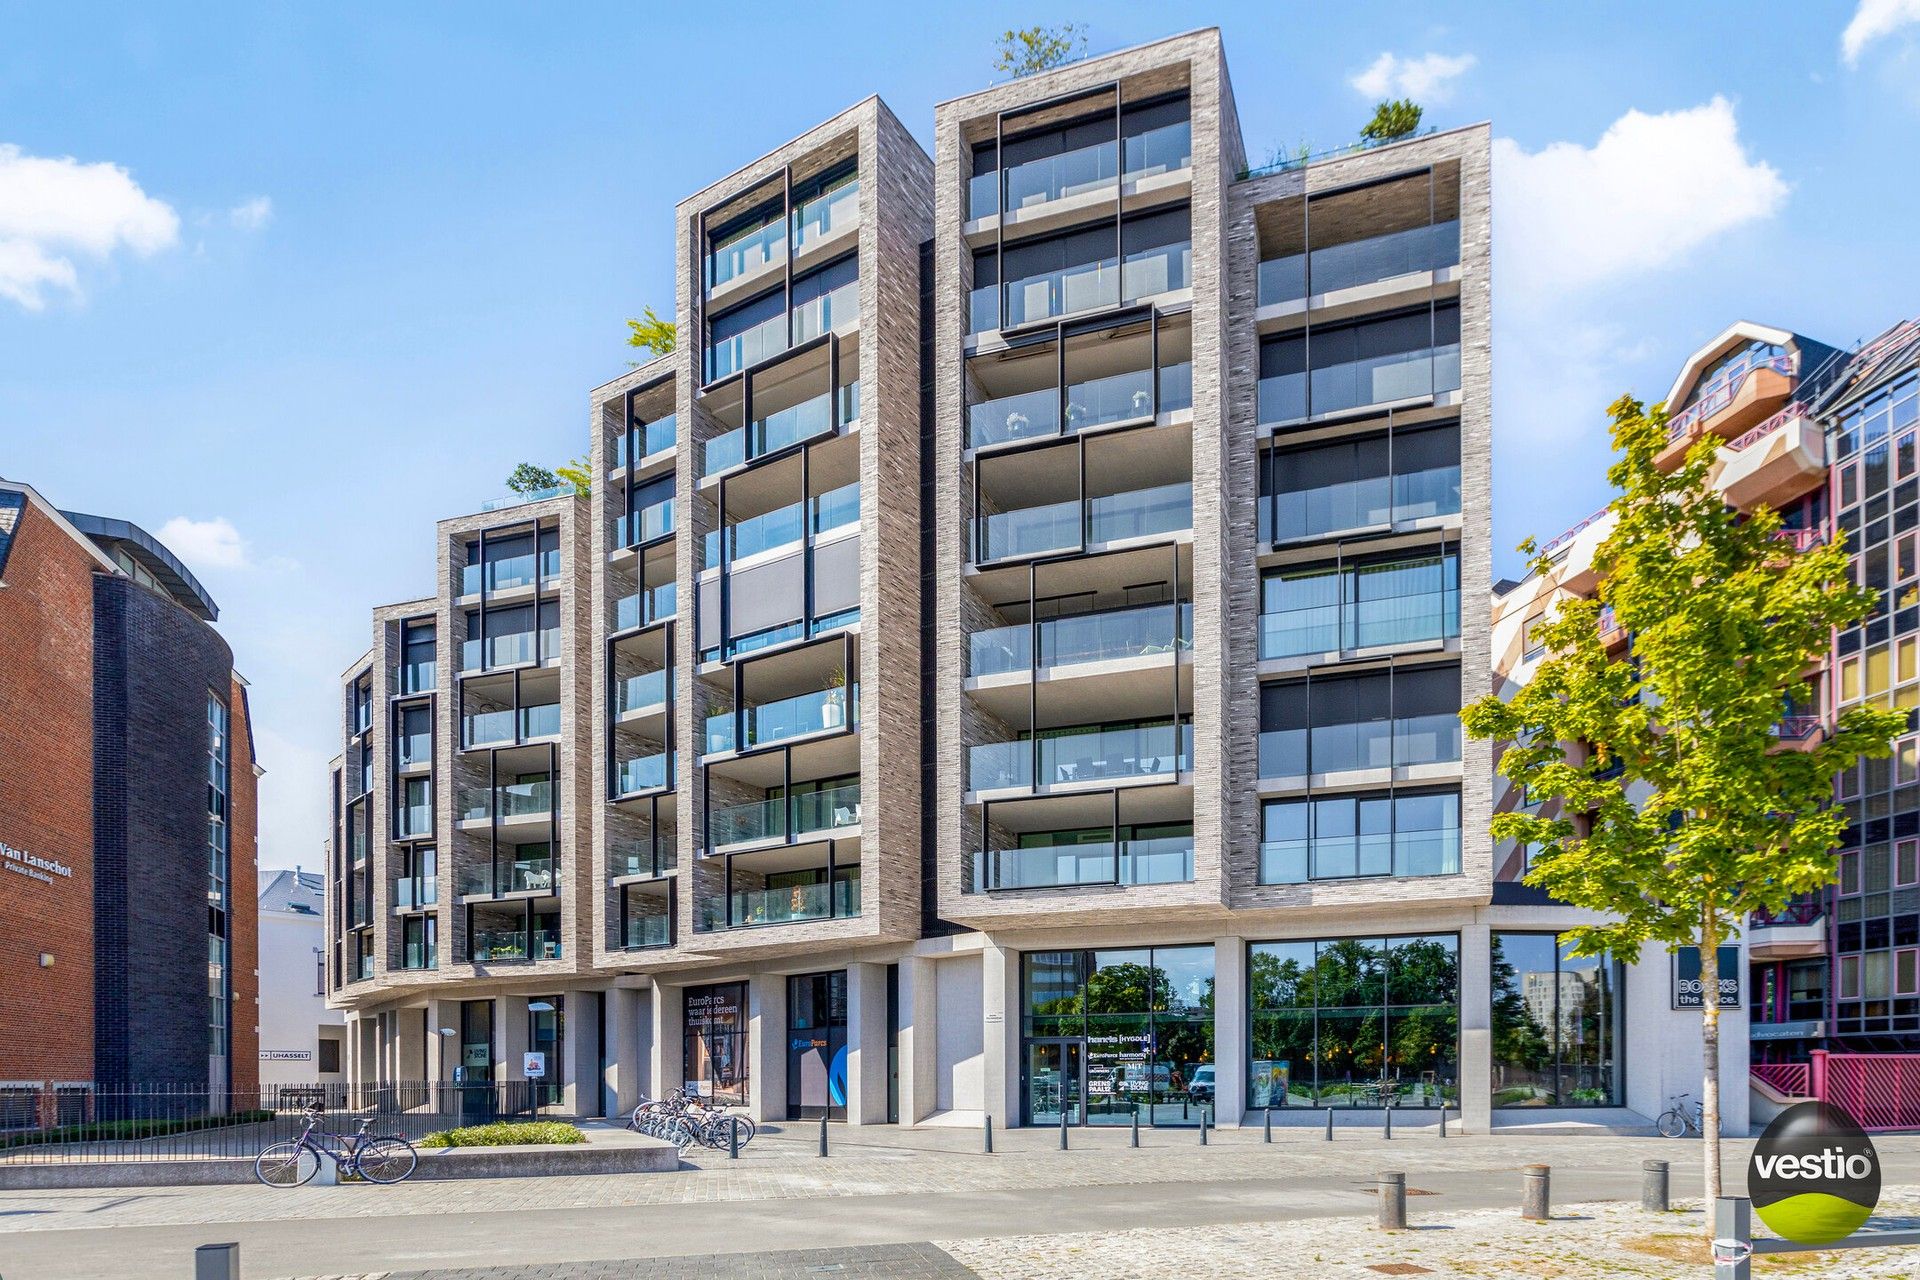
[332,29,1677,1134]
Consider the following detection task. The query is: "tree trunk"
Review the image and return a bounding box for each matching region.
[1700,909,1723,1215]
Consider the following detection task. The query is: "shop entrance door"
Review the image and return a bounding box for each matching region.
[1025,1040,1082,1127]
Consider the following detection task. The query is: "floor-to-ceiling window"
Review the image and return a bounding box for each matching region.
[529,996,564,1109]
[1247,934,1459,1109]
[1022,946,1214,1127]
[684,983,749,1106]
[786,971,848,1120]
[1489,932,1623,1107]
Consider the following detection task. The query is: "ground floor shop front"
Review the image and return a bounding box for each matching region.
[337,905,1755,1134]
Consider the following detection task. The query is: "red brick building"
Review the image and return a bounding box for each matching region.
[0,480,260,1110]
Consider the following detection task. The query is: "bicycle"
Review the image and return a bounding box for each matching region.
[1656,1093,1703,1138]
[628,1089,755,1152]
[255,1103,419,1186]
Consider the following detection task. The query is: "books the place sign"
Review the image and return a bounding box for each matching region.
[1,839,76,889]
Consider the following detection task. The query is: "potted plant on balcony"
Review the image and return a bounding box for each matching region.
[821,666,848,729]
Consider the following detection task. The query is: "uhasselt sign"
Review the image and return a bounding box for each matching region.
[0,839,75,889]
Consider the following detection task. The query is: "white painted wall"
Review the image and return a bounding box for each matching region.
[257,896,345,1090]
[935,954,984,1114]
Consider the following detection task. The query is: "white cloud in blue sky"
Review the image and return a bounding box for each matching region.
[1349,51,1477,103]
[1843,0,1920,64]
[227,195,273,232]
[158,515,252,571]
[0,142,179,309]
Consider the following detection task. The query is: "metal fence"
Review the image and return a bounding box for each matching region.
[0,1081,578,1164]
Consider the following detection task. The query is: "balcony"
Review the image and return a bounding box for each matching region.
[615,668,670,717]
[704,382,858,478]
[967,120,1191,226]
[468,925,563,963]
[1262,464,1461,545]
[707,216,785,296]
[1664,353,1795,448]
[1771,714,1826,751]
[1716,408,1827,511]
[395,731,433,771]
[1261,556,1460,663]
[394,799,434,839]
[611,831,678,881]
[618,497,676,548]
[972,482,1192,564]
[396,658,436,696]
[969,601,1192,679]
[615,751,674,797]
[792,174,859,256]
[611,414,678,470]
[459,628,560,674]
[620,884,674,950]
[970,833,1193,892]
[458,779,554,827]
[393,876,438,911]
[1749,898,1828,960]
[460,854,557,899]
[1260,343,1461,426]
[458,549,560,600]
[461,700,559,750]
[1258,221,1460,312]
[968,721,1192,794]
[703,482,859,570]
[615,582,677,632]
[706,867,861,930]
[708,782,861,852]
[1258,711,1462,783]
[706,683,859,756]
[1596,605,1630,650]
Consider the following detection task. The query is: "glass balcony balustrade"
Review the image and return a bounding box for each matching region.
[1002,257,1119,330]
[968,601,1192,678]
[395,801,433,838]
[616,751,673,796]
[708,782,861,849]
[703,482,859,569]
[1269,465,1463,543]
[1087,481,1192,544]
[1259,826,1460,885]
[616,669,670,715]
[398,659,436,695]
[792,176,859,251]
[970,834,1194,891]
[969,387,1060,450]
[1121,120,1192,182]
[1258,712,1462,778]
[621,497,675,546]
[706,311,789,383]
[615,582,677,632]
[968,363,1193,452]
[461,852,557,898]
[396,730,432,768]
[708,218,784,292]
[967,721,1192,791]
[459,779,553,823]
[393,875,438,911]
[612,415,678,467]
[468,927,563,963]
[520,701,560,738]
[462,707,513,748]
[612,832,677,879]
[622,906,672,949]
[704,380,860,480]
[1261,559,1460,660]
[1005,137,1118,213]
[1257,221,1461,308]
[792,277,859,346]
[1259,343,1463,425]
[726,872,860,927]
[973,499,1081,562]
[1119,241,1191,301]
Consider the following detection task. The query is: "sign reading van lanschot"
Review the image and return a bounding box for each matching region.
[0,839,76,889]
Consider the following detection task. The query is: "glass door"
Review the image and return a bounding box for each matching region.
[1025,1040,1083,1126]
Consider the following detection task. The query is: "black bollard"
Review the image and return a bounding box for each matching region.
[1325,1107,1334,1141]
[1198,1114,1208,1145]
[818,1112,828,1158]
[1130,1105,1140,1148]
[1384,1107,1393,1140]
[1263,1106,1272,1143]
[1439,1107,1448,1138]
[1642,1159,1669,1212]
[728,1118,739,1160]
[984,1113,993,1154]
[1059,1107,1069,1150]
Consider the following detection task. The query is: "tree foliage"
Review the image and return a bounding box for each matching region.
[554,454,592,499]
[625,306,677,358]
[994,23,1087,78]
[1360,98,1423,143]
[505,462,559,495]
[1461,393,1904,1207]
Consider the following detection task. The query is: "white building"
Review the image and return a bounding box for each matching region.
[257,868,345,1091]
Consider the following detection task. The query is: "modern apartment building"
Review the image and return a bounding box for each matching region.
[330,29,1532,1132]
[1489,319,1920,1123]
[0,478,261,1110]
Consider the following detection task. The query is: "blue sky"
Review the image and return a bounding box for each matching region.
[5,2,1920,869]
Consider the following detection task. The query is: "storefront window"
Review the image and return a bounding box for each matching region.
[1022,946,1215,1126]
[1490,932,1623,1107]
[787,971,848,1120]
[684,982,749,1106]
[1248,934,1459,1109]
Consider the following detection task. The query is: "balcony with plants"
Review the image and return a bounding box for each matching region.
[701,639,859,760]
[465,899,562,963]
[694,844,860,933]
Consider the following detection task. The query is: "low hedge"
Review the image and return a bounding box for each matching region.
[419,1120,585,1149]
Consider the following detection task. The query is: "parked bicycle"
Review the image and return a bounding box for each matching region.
[627,1088,755,1153]
[255,1103,419,1186]
[1656,1093,1704,1139]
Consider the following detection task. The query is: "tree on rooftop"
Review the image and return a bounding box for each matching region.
[505,463,559,495]
[1460,394,1904,1225]
[1360,98,1423,144]
[625,306,676,359]
[994,24,1087,78]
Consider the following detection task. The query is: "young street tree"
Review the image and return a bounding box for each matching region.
[1461,394,1903,1217]
[994,23,1086,78]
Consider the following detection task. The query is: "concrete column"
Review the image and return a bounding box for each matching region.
[424,999,452,1110]
[1212,936,1245,1126]
[1458,923,1492,1135]
[604,986,645,1116]
[395,1008,426,1089]
[648,982,682,1101]
[748,973,788,1123]
[499,995,530,1085]
[846,962,890,1125]
[562,990,602,1116]
[982,939,1017,1126]
[897,956,937,1125]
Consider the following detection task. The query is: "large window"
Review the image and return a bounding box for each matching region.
[1022,947,1214,1127]
[1490,932,1623,1108]
[1259,302,1461,423]
[1261,551,1460,660]
[1264,422,1461,543]
[787,971,849,1120]
[207,695,232,1082]
[1259,662,1461,778]
[1260,788,1460,883]
[684,982,749,1106]
[1248,934,1459,1109]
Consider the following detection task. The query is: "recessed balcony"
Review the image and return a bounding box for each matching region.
[459,849,557,900]
[964,117,1191,246]
[610,827,677,883]
[1260,551,1461,670]
[1256,220,1461,332]
[1662,353,1796,462]
[614,581,677,634]
[696,847,860,932]
[707,780,861,855]
[967,720,1192,799]
[1259,303,1462,428]
[613,750,674,799]
[608,413,677,485]
[457,779,554,835]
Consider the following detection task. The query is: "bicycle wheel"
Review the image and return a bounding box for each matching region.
[1656,1110,1687,1139]
[709,1114,753,1149]
[352,1136,419,1184]
[255,1140,321,1187]
[664,1118,699,1153]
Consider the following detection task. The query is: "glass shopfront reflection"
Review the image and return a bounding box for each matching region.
[684,982,749,1107]
[1022,946,1215,1126]
[1490,932,1623,1107]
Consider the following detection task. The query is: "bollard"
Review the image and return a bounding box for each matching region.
[1383,1107,1393,1140]
[1059,1107,1069,1150]
[1199,1114,1208,1145]
[728,1118,739,1160]
[1325,1107,1334,1141]
[1642,1159,1669,1212]
[1714,1196,1754,1280]
[1439,1107,1448,1138]
[195,1243,240,1280]
[1522,1164,1551,1221]
[1130,1106,1140,1148]
[818,1112,829,1158]
[1263,1106,1272,1143]
[984,1113,993,1154]
[1377,1171,1407,1231]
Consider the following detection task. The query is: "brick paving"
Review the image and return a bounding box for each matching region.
[285,1242,980,1280]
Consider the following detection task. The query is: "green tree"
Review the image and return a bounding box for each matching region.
[1360,98,1423,144]
[625,306,677,359]
[994,23,1087,78]
[505,462,559,495]
[554,454,592,500]
[1461,394,1905,1215]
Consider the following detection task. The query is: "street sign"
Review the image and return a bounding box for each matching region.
[523,1051,546,1079]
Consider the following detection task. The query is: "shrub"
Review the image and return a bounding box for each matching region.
[419,1120,585,1149]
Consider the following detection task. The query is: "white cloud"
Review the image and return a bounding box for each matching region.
[228,195,273,232]
[0,142,179,309]
[1843,0,1920,63]
[158,515,251,572]
[1349,52,1477,103]
[1494,97,1787,298]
